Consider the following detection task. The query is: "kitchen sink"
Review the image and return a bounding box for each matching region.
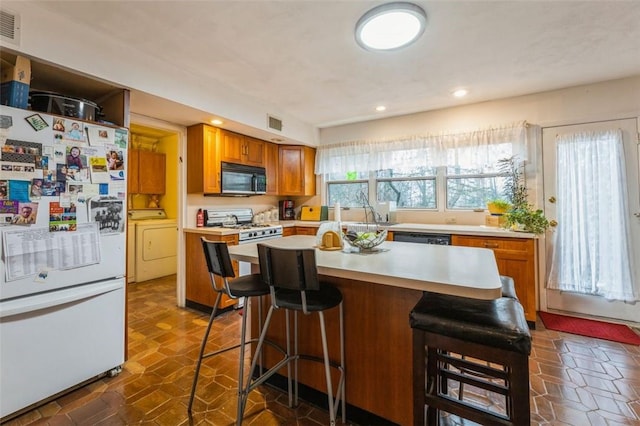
[352,222,398,227]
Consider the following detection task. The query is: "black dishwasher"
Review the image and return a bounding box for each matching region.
[393,232,451,245]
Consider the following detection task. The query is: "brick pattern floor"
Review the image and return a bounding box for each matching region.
[4,275,640,425]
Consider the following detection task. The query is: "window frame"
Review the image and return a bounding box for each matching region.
[325,166,508,212]
[444,170,508,210]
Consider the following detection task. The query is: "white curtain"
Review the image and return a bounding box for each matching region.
[315,121,528,174]
[548,129,638,302]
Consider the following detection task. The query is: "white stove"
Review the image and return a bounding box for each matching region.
[238,225,283,243]
[204,208,282,243]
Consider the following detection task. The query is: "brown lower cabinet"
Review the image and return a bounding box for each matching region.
[294,226,316,235]
[185,232,239,310]
[452,235,537,324]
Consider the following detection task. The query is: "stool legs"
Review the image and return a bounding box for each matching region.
[189,294,269,423]
[188,291,223,413]
[243,303,345,425]
[413,330,530,426]
[235,296,251,424]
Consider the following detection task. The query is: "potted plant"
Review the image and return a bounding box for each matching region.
[486,198,511,215]
[497,156,550,235]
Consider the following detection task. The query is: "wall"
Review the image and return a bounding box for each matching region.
[185,194,323,228]
[157,134,179,219]
[2,2,316,145]
[319,76,640,225]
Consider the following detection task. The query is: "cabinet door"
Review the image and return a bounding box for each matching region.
[220,129,245,164]
[127,149,139,193]
[138,151,166,194]
[279,146,316,196]
[279,146,303,195]
[185,232,216,307]
[452,235,536,323]
[185,232,238,310]
[295,227,317,236]
[202,125,220,193]
[187,124,220,194]
[282,227,295,237]
[244,136,264,167]
[265,142,279,194]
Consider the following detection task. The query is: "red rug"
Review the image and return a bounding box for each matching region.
[539,311,640,345]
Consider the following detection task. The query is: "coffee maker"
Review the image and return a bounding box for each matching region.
[279,200,295,220]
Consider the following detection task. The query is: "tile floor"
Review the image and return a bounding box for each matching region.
[4,275,640,426]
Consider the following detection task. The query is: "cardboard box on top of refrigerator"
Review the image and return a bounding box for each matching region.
[1,55,31,109]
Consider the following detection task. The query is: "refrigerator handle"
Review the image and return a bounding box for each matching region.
[0,279,123,319]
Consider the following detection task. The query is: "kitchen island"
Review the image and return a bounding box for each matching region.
[228,236,502,425]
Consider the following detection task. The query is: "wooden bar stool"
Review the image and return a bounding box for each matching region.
[410,290,531,426]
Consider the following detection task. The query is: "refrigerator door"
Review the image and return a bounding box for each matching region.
[0,278,125,418]
[0,226,125,300]
[0,105,127,301]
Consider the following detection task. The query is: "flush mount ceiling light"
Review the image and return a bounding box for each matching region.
[375,105,387,112]
[355,2,427,51]
[452,89,468,98]
[211,119,223,125]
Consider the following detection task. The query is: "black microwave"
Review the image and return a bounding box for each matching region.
[220,162,267,196]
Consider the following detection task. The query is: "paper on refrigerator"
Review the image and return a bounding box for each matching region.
[3,222,101,281]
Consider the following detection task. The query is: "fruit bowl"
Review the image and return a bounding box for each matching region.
[343,224,388,251]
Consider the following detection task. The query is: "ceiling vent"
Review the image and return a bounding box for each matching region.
[267,114,283,132]
[0,9,20,45]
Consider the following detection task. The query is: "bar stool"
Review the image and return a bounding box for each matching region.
[188,237,283,423]
[411,290,531,426]
[244,244,346,426]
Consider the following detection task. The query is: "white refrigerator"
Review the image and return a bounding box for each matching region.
[0,105,127,420]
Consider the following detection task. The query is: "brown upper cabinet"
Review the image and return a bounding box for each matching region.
[187,124,315,196]
[265,142,279,195]
[187,124,221,194]
[127,149,166,194]
[279,145,316,196]
[220,129,264,167]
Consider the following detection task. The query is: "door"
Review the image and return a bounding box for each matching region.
[542,118,640,322]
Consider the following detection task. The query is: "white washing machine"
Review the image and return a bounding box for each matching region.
[132,218,178,282]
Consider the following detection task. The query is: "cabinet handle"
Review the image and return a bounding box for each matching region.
[483,242,499,248]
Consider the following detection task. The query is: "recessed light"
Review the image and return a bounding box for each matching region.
[211,119,223,125]
[452,89,468,98]
[375,105,387,112]
[355,2,427,51]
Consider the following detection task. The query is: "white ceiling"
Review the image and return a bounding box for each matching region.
[14,1,640,130]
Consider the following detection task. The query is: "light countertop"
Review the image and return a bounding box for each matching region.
[227,235,502,300]
[184,221,535,238]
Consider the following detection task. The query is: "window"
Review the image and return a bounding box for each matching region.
[326,172,369,207]
[376,167,436,209]
[318,122,527,211]
[445,142,513,209]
